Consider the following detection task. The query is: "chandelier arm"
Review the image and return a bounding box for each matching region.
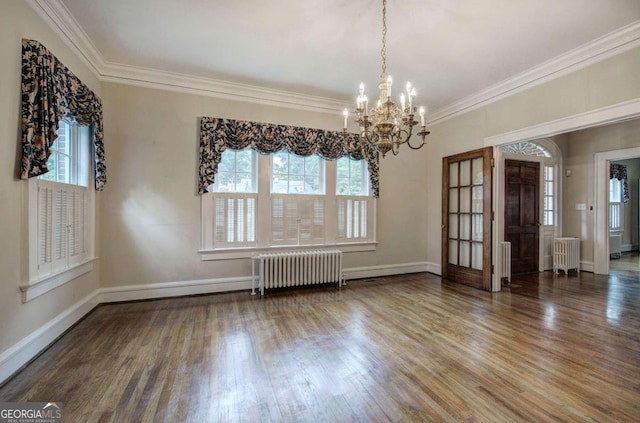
[391,142,400,156]
[406,135,427,150]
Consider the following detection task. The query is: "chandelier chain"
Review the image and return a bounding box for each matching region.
[381,0,387,77]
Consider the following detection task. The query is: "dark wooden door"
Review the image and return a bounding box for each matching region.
[442,147,493,291]
[505,159,539,274]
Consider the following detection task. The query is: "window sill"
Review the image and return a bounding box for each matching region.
[20,258,97,303]
[199,242,377,261]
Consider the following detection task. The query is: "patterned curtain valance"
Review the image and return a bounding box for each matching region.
[198,117,380,197]
[20,39,106,190]
[610,163,630,202]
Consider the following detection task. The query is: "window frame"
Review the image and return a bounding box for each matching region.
[23,121,96,302]
[200,152,377,260]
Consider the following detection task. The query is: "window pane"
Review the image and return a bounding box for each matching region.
[289,174,304,193]
[289,155,305,175]
[218,150,235,172]
[272,152,289,175]
[305,156,320,176]
[336,157,368,196]
[235,150,253,173]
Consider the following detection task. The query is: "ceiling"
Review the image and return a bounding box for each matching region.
[49,0,640,120]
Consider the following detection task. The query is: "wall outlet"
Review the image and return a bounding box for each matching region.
[575,203,586,210]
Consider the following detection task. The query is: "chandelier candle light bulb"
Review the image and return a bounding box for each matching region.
[343,0,430,157]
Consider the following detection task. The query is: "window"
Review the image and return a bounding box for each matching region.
[27,120,95,301]
[609,178,623,231]
[209,149,258,248]
[543,165,554,225]
[201,151,375,256]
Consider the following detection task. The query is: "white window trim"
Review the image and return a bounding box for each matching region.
[200,155,377,260]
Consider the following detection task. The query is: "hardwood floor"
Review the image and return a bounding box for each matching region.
[1,272,639,422]
[610,251,640,279]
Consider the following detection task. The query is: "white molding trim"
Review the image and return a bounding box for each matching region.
[0,290,99,385]
[580,261,595,273]
[425,262,442,276]
[428,20,640,124]
[27,0,640,117]
[98,277,253,303]
[26,0,104,78]
[19,259,96,303]
[100,64,348,113]
[485,98,640,147]
[343,262,429,280]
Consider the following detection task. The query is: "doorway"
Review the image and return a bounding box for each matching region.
[483,99,640,289]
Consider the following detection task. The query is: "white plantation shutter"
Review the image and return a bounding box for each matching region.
[68,188,86,265]
[53,187,68,271]
[37,184,54,277]
[271,195,324,245]
[212,194,257,247]
[336,197,370,242]
[36,181,89,278]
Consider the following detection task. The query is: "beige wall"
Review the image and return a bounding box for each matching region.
[99,83,430,287]
[0,0,100,354]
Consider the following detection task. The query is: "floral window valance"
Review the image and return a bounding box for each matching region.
[20,39,106,190]
[199,117,380,197]
[610,163,630,202]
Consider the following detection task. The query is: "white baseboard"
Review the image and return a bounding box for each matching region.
[621,244,637,252]
[98,276,253,303]
[425,262,442,276]
[343,262,429,280]
[0,291,100,385]
[580,261,594,273]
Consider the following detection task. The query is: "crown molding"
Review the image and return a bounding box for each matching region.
[100,62,349,113]
[427,20,640,125]
[27,1,640,118]
[27,0,106,78]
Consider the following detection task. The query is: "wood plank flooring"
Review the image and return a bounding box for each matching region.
[1,272,639,422]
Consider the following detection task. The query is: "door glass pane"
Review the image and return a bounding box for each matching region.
[472,186,483,212]
[472,242,482,270]
[460,160,470,186]
[449,214,458,239]
[449,162,459,187]
[460,241,470,267]
[460,187,471,213]
[449,188,458,212]
[460,214,471,240]
[472,157,483,184]
[472,214,483,241]
[449,240,458,265]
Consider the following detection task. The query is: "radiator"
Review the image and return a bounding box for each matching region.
[500,241,511,284]
[252,250,343,296]
[553,238,580,274]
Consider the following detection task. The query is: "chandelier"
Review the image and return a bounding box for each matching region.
[343,0,430,157]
